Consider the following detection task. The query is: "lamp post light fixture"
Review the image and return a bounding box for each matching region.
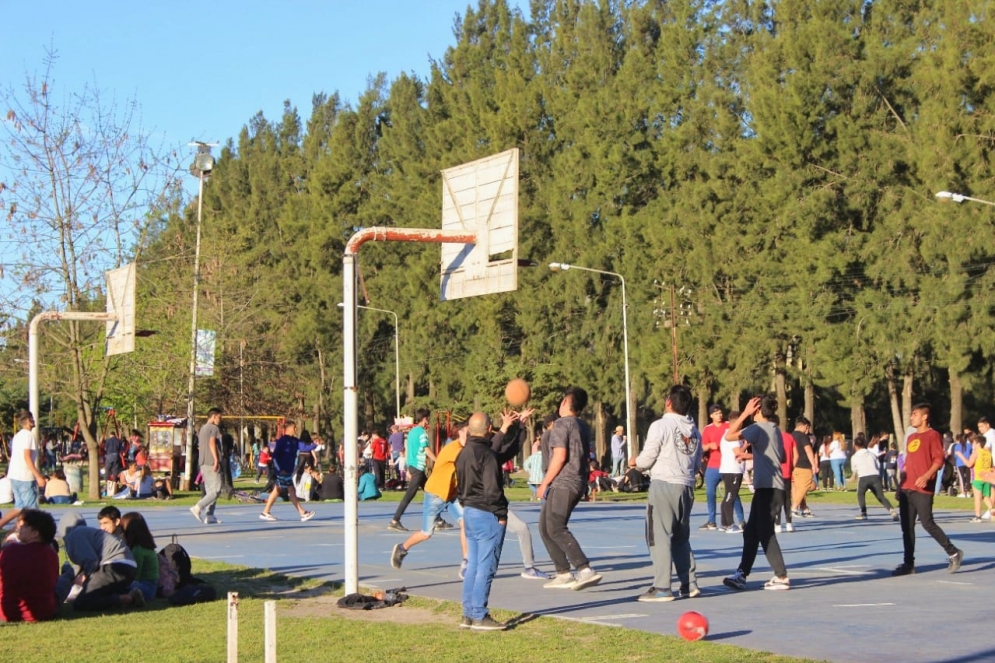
[338,302,401,419]
[935,190,995,207]
[183,142,217,490]
[548,262,635,459]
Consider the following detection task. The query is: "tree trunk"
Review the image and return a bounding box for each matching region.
[902,370,914,433]
[887,371,904,448]
[804,349,815,425]
[850,402,866,442]
[406,372,415,406]
[696,386,708,434]
[594,401,607,468]
[949,370,963,435]
[775,363,788,431]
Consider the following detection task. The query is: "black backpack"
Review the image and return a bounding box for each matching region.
[159,537,197,588]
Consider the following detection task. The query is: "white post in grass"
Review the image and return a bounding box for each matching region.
[226,592,238,663]
[264,600,277,663]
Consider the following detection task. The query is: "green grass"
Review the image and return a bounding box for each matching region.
[0,560,820,663]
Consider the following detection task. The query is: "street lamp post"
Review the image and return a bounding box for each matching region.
[935,190,995,207]
[549,262,634,459]
[339,303,400,419]
[183,143,216,490]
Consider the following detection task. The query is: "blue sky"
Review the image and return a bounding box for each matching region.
[2,0,523,151]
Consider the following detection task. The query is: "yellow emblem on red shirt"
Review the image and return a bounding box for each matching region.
[907,439,921,453]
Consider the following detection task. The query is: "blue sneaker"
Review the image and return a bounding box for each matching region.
[521,567,550,580]
[637,587,675,602]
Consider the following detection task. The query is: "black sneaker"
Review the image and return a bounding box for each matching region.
[948,549,964,574]
[891,564,915,577]
[435,519,454,530]
[470,614,507,631]
[387,520,408,533]
[390,544,408,570]
[459,616,472,629]
[698,522,718,531]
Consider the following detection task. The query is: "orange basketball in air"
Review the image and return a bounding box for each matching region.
[505,378,531,407]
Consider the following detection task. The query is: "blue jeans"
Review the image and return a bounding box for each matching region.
[831,459,846,487]
[421,492,464,535]
[47,495,76,505]
[705,468,743,525]
[461,506,507,621]
[11,479,38,509]
[611,455,625,477]
[130,579,158,602]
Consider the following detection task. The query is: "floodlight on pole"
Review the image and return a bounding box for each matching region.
[338,302,401,418]
[184,141,217,491]
[935,190,995,207]
[548,262,635,460]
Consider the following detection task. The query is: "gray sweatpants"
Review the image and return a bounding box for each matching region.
[646,480,697,591]
[506,510,536,569]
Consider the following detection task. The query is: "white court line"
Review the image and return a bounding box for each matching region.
[197,555,246,559]
[814,567,873,576]
[313,543,344,547]
[937,580,972,586]
[584,545,637,549]
[580,613,647,621]
[833,603,894,608]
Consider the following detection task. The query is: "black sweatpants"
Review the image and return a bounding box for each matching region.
[392,467,426,523]
[738,488,787,578]
[857,476,893,514]
[774,477,792,525]
[73,562,136,612]
[539,485,589,574]
[720,473,743,528]
[898,489,957,567]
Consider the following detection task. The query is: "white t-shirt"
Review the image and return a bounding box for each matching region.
[9,429,37,482]
[0,477,12,504]
[719,438,744,474]
[829,439,847,460]
[983,428,995,450]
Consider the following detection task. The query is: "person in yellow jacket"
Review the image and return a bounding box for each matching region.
[390,424,468,569]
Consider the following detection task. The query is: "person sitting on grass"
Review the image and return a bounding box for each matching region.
[358,465,382,501]
[43,469,79,505]
[0,508,59,622]
[131,466,155,499]
[587,460,612,501]
[319,467,344,501]
[152,473,174,500]
[120,512,159,603]
[97,506,123,537]
[55,512,144,611]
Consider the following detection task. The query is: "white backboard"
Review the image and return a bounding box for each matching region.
[440,148,519,301]
[105,262,136,356]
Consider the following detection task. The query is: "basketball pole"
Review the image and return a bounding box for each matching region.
[342,227,475,595]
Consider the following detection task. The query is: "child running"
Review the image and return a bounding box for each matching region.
[955,434,994,522]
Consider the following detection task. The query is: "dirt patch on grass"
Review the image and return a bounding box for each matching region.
[281,594,442,625]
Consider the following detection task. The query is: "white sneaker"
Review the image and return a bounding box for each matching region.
[785,523,795,532]
[763,575,790,591]
[189,505,203,524]
[774,524,782,534]
[543,573,577,589]
[982,510,992,521]
[572,567,602,591]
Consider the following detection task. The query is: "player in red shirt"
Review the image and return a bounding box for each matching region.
[700,405,742,530]
[893,403,963,576]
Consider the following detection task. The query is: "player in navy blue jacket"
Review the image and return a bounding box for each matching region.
[259,420,319,522]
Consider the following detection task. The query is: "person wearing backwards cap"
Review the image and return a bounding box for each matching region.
[611,425,627,477]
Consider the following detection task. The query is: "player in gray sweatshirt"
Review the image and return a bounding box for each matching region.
[55,512,144,611]
[631,385,702,602]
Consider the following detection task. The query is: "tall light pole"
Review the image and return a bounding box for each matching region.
[549,262,634,459]
[184,142,216,490]
[339,303,400,419]
[935,190,995,206]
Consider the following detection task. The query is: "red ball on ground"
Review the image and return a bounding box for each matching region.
[677,610,708,642]
[505,378,531,407]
